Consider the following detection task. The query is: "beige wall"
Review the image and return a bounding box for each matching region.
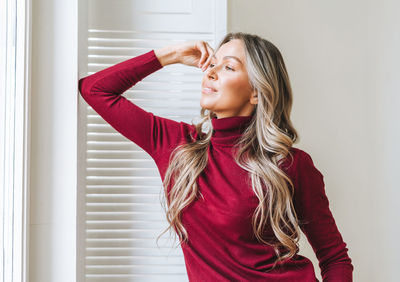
[227,0,399,281]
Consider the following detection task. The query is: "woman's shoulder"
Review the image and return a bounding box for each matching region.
[289,146,312,160]
[280,146,315,175]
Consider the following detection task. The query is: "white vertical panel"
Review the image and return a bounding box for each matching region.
[29,0,78,281]
[78,1,227,281]
[1,0,30,281]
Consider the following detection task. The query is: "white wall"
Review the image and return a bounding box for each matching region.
[29,0,78,281]
[228,0,399,281]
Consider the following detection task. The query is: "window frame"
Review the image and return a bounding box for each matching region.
[0,0,31,281]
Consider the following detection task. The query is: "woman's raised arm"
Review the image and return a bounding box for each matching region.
[78,41,214,161]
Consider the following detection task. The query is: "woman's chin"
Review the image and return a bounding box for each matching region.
[201,87,225,109]
[200,101,215,111]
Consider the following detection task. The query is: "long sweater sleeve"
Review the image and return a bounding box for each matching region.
[78,50,194,162]
[293,150,354,282]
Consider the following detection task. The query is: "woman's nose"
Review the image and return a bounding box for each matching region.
[206,67,217,79]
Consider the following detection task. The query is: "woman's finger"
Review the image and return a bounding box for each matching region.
[202,43,215,70]
[205,42,214,56]
[197,41,209,67]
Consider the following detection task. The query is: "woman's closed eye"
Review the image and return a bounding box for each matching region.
[209,63,235,71]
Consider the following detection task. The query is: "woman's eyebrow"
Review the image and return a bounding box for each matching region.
[211,54,243,65]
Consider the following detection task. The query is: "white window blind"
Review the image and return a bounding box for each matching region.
[78,1,226,281]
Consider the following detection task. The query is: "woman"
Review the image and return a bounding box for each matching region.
[78,32,354,282]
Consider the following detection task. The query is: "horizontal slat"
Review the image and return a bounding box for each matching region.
[86,184,160,188]
[86,160,156,169]
[85,255,184,265]
[86,238,174,249]
[86,167,159,177]
[86,184,161,188]
[86,203,164,213]
[86,247,183,257]
[86,211,163,221]
[87,158,154,165]
[86,193,160,196]
[86,186,161,194]
[85,264,186,275]
[89,37,175,42]
[86,156,155,161]
[87,38,186,48]
[86,194,161,203]
[86,144,151,154]
[86,132,138,142]
[86,276,186,282]
[88,28,213,36]
[86,232,164,240]
[86,219,168,229]
[86,180,161,188]
[86,175,160,178]
[86,140,144,147]
[86,149,152,155]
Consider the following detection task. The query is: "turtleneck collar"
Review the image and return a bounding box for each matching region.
[210,115,253,146]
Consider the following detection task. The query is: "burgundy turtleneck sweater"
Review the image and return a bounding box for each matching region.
[78,50,354,282]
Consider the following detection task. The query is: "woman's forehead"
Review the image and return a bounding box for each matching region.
[215,40,246,64]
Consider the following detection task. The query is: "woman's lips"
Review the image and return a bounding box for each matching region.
[202,87,217,94]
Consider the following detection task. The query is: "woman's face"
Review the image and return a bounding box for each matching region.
[200,39,258,119]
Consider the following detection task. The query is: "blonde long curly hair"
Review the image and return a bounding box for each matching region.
[157,32,302,271]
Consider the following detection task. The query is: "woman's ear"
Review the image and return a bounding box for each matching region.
[250,90,258,105]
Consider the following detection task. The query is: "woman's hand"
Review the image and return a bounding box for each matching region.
[154,41,214,71]
[175,40,215,71]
